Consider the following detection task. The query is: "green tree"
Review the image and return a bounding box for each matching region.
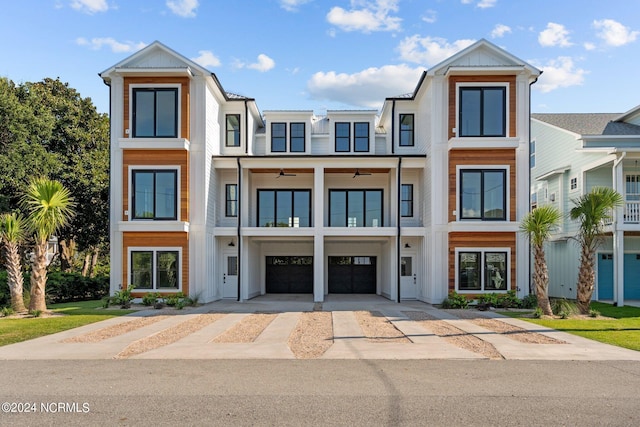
[0,213,27,312]
[21,178,75,312]
[520,205,562,316]
[570,187,624,314]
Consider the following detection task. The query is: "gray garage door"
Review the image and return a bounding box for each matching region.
[266,256,313,293]
[328,256,376,293]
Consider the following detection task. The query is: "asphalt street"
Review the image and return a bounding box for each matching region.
[1,359,639,426]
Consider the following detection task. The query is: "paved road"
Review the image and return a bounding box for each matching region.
[1,359,639,426]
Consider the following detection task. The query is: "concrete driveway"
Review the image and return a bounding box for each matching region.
[0,295,638,361]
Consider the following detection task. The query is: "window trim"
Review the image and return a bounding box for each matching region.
[130,166,180,221]
[530,138,536,169]
[354,122,370,152]
[271,122,287,152]
[335,122,351,152]
[570,175,579,192]
[456,83,508,138]
[455,247,510,293]
[290,122,305,153]
[328,189,384,227]
[457,166,509,221]
[226,114,241,147]
[401,184,414,217]
[128,246,182,292]
[131,86,180,138]
[256,189,312,227]
[225,183,238,218]
[399,114,415,147]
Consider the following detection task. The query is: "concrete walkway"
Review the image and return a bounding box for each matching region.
[0,295,638,361]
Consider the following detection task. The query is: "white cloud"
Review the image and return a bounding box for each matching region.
[491,24,511,39]
[397,36,475,66]
[279,0,311,12]
[593,19,639,47]
[422,9,437,24]
[191,50,221,68]
[166,0,198,18]
[477,0,496,8]
[583,42,596,51]
[235,54,275,72]
[70,0,109,14]
[538,23,572,47]
[532,56,587,93]
[76,37,146,53]
[307,64,424,109]
[327,0,402,33]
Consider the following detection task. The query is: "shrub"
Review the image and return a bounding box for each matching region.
[497,290,520,308]
[533,307,543,318]
[442,291,469,309]
[165,292,186,307]
[520,294,538,309]
[589,309,600,318]
[477,293,499,309]
[551,298,578,317]
[1,306,15,317]
[142,292,161,306]
[112,285,135,308]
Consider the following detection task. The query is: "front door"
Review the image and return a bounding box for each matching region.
[223,254,238,299]
[400,255,416,299]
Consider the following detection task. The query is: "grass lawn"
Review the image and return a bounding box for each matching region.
[502,302,640,352]
[0,300,134,347]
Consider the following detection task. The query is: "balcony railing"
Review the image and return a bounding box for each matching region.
[624,201,640,223]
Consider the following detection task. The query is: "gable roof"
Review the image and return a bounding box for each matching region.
[531,113,640,136]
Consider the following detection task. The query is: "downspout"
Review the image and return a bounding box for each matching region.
[391,100,396,155]
[237,157,242,302]
[244,100,249,155]
[397,156,402,303]
[527,76,538,295]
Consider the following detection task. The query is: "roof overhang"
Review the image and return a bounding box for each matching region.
[536,166,571,181]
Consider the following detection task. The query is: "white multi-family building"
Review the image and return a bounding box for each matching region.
[100,39,540,304]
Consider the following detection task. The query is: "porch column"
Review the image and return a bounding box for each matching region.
[313,166,325,302]
[613,156,625,307]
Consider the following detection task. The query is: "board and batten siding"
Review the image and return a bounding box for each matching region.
[122,231,189,296]
[123,77,190,140]
[122,150,189,222]
[448,149,516,223]
[448,231,516,293]
[448,75,517,140]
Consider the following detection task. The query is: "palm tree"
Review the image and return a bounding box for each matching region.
[21,178,75,312]
[520,205,562,316]
[0,213,28,312]
[570,187,624,314]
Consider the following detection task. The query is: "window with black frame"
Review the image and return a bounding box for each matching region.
[290,122,305,152]
[226,114,240,147]
[271,122,286,152]
[399,114,414,146]
[460,169,506,220]
[225,184,237,217]
[133,88,178,138]
[132,170,177,220]
[130,250,179,290]
[459,87,506,137]
[354,122,369,152]
[329,189,383,227]
[257,189,311,227]
[401,184,413,217]
[335,122,350,152]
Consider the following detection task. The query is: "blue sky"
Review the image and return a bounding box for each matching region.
[1,0,639,115]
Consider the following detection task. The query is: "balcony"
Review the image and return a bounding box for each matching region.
[624,201,640,224]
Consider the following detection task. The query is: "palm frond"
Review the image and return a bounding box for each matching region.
[21,178,76,242]
[520,205,562,246]
[0,212,27,244]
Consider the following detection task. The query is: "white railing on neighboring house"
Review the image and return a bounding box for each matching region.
[625,201,640,224]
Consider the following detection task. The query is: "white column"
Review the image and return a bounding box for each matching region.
[613,157,625,307]
[313,166,325,302]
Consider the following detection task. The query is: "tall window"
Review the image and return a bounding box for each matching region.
[290,123,305,152]
[458,250,507,292]
[133,88,178,138]
[530,139,536,168]
[271,123,286,152]
[257,189,311,227]
[226,114,240,147]
[459,87,506,137]
[132,170,177,220]
[225,184,238,217]
[335,122,350,152]
[329,189,383,227]
[460,169,506,220]
[131,250,179,290]
[626,175,640,201]
[399,114,414,146]
[354,122,369,152]
[401,184,414,217]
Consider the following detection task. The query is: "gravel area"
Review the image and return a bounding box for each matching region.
[211,313,277,343]
[403,311,504,359]
[116,313,226,359]
[63,315,170,343]
[288,312,334,359]
[354,311,411,343]
[446,310,566,344]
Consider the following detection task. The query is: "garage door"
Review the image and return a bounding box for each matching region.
[597,253,640,300]
[328,256,376,293]
[266,256,313,293]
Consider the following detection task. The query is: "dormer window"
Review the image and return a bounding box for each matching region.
[132,88,178,138]
[459,87,506,137]
[226,114,241,147]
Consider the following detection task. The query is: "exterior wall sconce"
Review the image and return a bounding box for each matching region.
[404,243,411,248]
[228,240,235,247]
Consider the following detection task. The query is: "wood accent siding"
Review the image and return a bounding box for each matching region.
[448,149,516,223]
[448,75,517,139]
[122,150,189,221]
[123,77,190,140]
[448,232,516,292]
[122,232,189,296]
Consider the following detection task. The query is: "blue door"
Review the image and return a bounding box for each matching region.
[624,254,640,300]
[597,253,614,300]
